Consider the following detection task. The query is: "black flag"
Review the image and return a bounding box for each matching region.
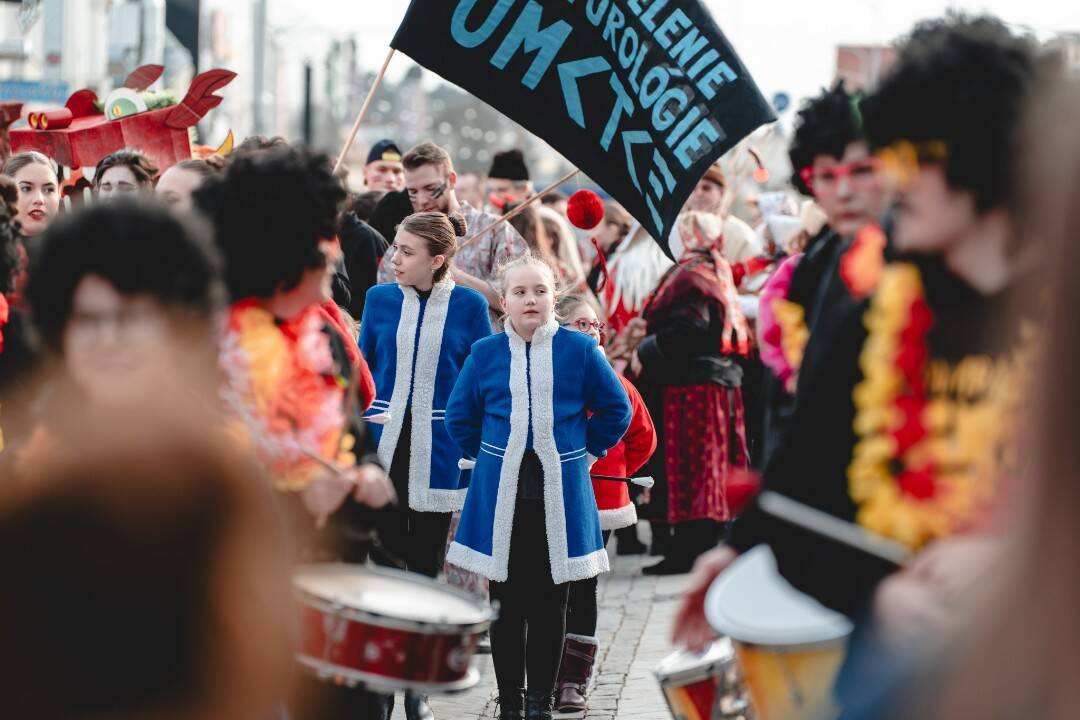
[391,0,775,256]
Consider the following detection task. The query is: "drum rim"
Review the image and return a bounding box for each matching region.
[293,563,497,632]
[705,546,853,647]
[654,658,735,687]
[297,655,481,695]
[298,593,494,635]
[653,638,735,685]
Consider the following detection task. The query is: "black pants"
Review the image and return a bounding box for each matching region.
[372,414,452,578]
[564,531,611,637]
[371,414,453,719]
[489,499,569,697]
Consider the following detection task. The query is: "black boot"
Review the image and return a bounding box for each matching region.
[525,689,554,719]
[614,524,647,555]
[405,690,434,720]
[498,689,524,720]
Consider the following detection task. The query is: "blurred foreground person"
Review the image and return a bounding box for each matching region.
[195,147,395,719]
[843,60,1076,720]
[0,415,294,720]
[14,201,223,457]
[673,13,1041,714]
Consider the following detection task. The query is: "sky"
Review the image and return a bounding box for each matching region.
[273,0,1077,107]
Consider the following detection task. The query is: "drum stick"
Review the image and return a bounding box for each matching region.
[758,491,912,566]
[301,449,399,507]
[456,458,653,489]
[458,168,579,249]
[592,474,655,489]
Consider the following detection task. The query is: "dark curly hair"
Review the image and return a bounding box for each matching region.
[0,175,21,294]
[193,147,345,300]
[862,13,1038,213]
[93,148,159,189]
[24,200,224,353]
[788,81,864,196]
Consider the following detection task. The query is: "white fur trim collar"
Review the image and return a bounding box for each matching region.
[376,278,464,512]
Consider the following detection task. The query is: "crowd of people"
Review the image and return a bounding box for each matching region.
[0,9,1079,720]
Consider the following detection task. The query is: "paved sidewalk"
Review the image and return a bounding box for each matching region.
[391,546,687,719]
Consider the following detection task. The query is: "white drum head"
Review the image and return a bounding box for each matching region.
[654,637,734,683]
[704,546,852,647]
[294,564,490,626]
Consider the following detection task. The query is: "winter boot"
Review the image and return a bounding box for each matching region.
[498,689,524,720]
[525,688,554,720]
[555,634,599,713]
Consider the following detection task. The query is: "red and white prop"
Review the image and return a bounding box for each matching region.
[294,564,494,694]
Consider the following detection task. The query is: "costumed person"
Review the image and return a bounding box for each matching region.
[155,158,219,212]
[375,142,527,311]
[363,138,405,192]
[486,148,533,211]
[632,211,752,576]
[93,148,158,202]
[845,67,1077,720]
[755,81,888,468]
[444,254,632,720]
[681,162,763,265]
[357,211,491,720]
[193,147,396,720]
[674,15,1040,716]
[552,293,656,715]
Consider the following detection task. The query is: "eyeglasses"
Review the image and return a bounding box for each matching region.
[875,140,949,188]
[799,158,881,195]
[561,319,606,333]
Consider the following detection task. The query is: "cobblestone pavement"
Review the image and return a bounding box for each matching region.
[391,541,687,719]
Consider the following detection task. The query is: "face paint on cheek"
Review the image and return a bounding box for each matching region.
[429,181,448,201]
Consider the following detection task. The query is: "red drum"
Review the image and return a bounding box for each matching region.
[294,564,494,694]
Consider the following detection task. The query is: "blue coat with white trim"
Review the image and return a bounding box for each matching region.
[444,319,633,584]
[358,278,491,512]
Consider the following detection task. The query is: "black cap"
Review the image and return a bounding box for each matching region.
[366,139,403,166]
[488,149,530,182]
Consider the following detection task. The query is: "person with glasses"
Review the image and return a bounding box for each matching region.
[552,293,656,715]
[374,142,526,312]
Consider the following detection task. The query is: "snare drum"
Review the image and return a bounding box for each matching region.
[705,546,853,720]
[654,638,750,720]
[294,564,494,694]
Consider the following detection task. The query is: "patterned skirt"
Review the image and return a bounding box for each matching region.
[663,384,749,524]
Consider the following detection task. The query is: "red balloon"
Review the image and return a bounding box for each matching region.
[566,189,605,230]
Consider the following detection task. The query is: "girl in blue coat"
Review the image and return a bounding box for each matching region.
[445,254,632,720]
[359,211,491,569]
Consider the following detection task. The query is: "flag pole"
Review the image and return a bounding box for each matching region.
[460,167,579,248]
[333,47,396,175]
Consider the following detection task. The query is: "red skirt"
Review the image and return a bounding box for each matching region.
[663,384,748,523]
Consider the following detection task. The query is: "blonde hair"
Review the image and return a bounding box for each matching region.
[495,251,560,298]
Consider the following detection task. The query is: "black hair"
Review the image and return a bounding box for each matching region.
[0,175,21,294]
[193,147,345,301]
[862,13,1038,213]
[24,200,223,353]
[788,81,864,196]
